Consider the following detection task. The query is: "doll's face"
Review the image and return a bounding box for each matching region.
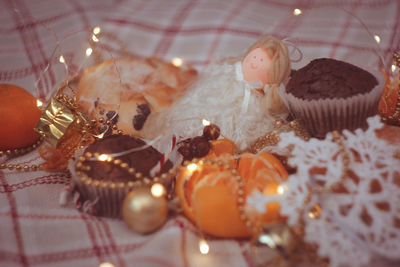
[241,48,271,85]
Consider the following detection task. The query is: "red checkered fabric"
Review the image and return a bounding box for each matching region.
[0,0,399,266]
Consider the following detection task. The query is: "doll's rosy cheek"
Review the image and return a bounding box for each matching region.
[242,48,271,85]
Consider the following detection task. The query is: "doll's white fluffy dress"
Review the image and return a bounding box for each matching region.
[145,61,287,150]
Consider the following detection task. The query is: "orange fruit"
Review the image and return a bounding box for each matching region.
[0,84,42,150]
[176,148,288,238]
[237,152,288,224]
[208,138,237,156]
[176,159,251,238]
[205,138,237,167]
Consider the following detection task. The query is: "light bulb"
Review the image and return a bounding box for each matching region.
[199,239,209,254]
[293,8,302,16]
[171,57,183,67]
[151,183,166,198]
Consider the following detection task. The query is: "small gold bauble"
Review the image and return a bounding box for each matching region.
[121,187,168,234]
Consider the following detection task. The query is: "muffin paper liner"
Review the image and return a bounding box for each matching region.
[279,70,385,138]
[69,147,176,218]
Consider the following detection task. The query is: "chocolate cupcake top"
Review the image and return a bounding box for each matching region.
[287,58,378,100]
[81,135,172,182]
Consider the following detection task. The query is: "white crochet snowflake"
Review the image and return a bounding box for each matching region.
[272,116,400,267]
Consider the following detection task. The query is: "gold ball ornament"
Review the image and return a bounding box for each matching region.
[121,187,168,234]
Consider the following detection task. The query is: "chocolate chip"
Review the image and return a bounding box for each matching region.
[106,110,119,124]
[98,124,112,137]
[94,98,99,108]
[132,104,151,130]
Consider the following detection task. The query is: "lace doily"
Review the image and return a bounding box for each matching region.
[250,116,400,267]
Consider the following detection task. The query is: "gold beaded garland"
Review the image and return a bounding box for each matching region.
[0,137,43,158]
[250,119,310,153]
[0,137,45,172]
[75,153,174,192]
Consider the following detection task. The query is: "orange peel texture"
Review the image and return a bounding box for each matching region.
[176,138,288,238]
[0,84,42,150]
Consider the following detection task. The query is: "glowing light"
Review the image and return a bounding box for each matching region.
[86,47,93,57]
[202,119,210,126]
[187,163,198,172]
[199,239,209,254]
[392,64,397,73]
[93,26,101,35]
[374,34,381,44]
[277,185,287,195]
[92,34,99,42]
[59,55,65,63]
[151,183,166,198]
[308,211,317,219]
[293,8,302,16]
[308,204,322,219]
[99,263,114,267]
[258,234,276,249]
[98,154,111,162]
[171,57,183,67]
[36,99,43,108]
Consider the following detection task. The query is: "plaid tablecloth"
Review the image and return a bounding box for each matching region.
[0,0,399,266]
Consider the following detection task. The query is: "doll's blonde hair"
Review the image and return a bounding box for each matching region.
[243,36,291,114]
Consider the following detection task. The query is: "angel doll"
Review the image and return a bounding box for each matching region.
[145,36,291,150]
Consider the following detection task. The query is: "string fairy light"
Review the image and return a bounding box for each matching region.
[293,8,302,16]
[392,64,397,73]
[59,55,66,63]
[277,185,287,195]
[99,262,114,267]
[258,233,277,249]
[186,163,198,172]
[85,47,93,57]
[201,119,211,126]
[98,153,112,162]
[171,57,184,67]
[373,34,381,44]
[199,239,210,254]
[151,183,166,198]
[93,26,101,35]
[92,34,99,42]
[36,99,43,108]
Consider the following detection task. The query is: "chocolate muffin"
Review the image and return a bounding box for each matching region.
[83,135,172,181]
[287,58,378,100]
[70,135,175,218]
[279,58,384,138]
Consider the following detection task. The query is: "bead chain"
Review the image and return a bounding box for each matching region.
[251,119,310,153]
[0,137,45,172]
[56,77,124,144]
[394,52,400,68]
[181,158,259,234]
[76,152,176,192]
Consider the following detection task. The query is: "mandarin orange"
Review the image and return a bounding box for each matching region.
[176,160,251,238]
[237,152,288,225]
[0,84,42,150]
[176,145,288,238]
